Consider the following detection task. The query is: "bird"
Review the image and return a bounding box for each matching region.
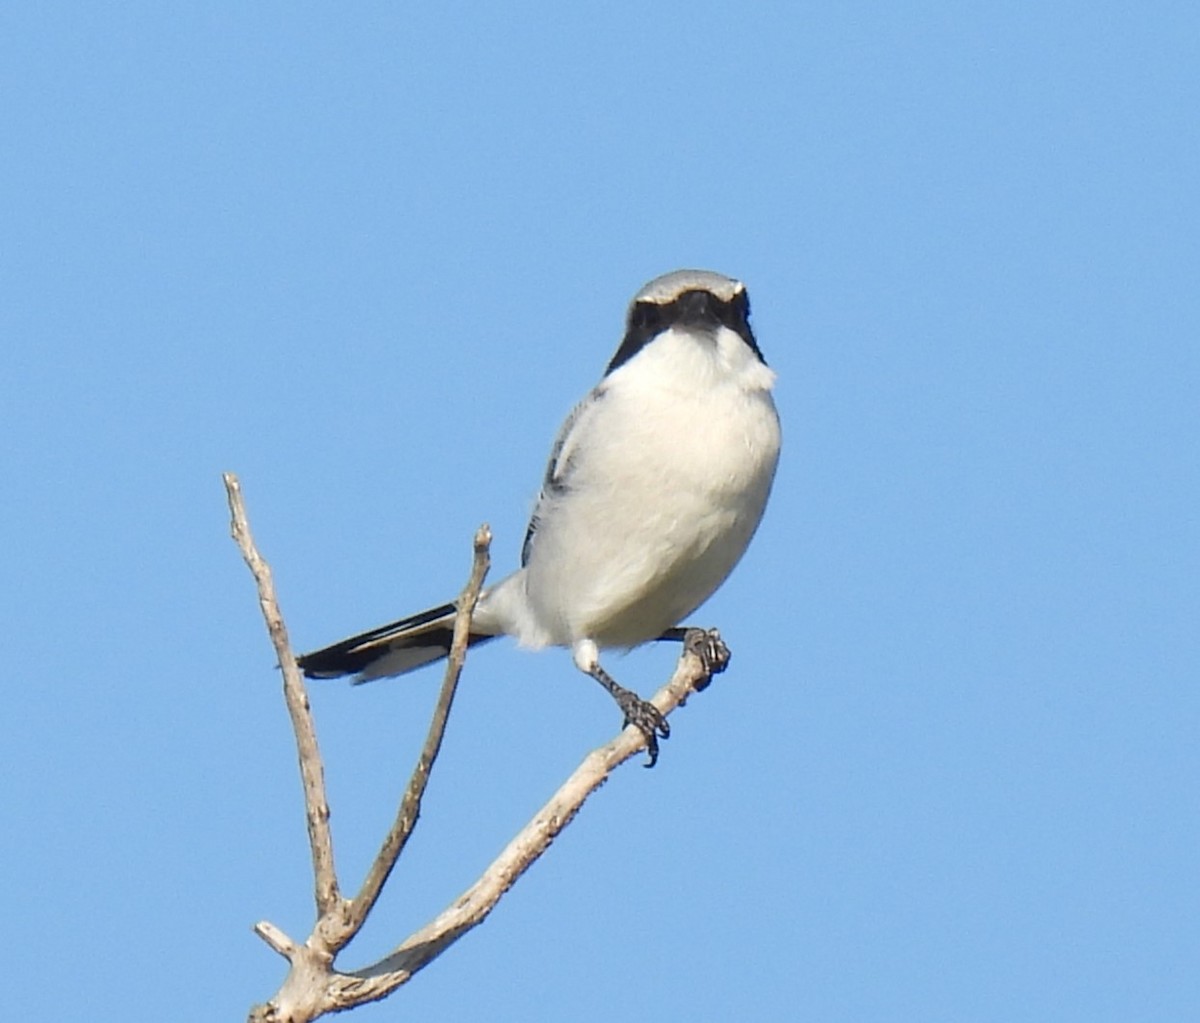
[297,269,781,765]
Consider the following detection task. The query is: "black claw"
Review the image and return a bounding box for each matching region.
[684,628,730,690]
[614,690,670,767]
[589,663,672,766]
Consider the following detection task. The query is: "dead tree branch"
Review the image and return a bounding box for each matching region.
[329,643,718,1010]
[224,472,340,916]
[333,523,491,951]
[226,473,723,1022]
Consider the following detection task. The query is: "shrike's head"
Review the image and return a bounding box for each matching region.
[605,269,768,381]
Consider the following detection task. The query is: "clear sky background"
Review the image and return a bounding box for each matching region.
[2,4,1196,1021]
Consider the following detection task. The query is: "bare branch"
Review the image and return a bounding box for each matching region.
[329,525,492,950]
[254,921,300,959]
[223,472,341,916]
[328,643,718,1009]
[229,472,725,1021]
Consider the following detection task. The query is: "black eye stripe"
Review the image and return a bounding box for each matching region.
[605,288,765,375]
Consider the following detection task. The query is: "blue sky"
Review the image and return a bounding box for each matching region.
[2,4,1197,1020]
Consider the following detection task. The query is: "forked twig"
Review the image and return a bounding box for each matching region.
[227,474,720,1022]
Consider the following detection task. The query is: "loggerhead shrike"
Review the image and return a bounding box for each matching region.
[298,269,781,765]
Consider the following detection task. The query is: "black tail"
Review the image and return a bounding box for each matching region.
[297,602,496,682]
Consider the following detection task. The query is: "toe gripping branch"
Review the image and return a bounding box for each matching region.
[588,664,670,768]
[591,628,731,767]
[682,626,730,692]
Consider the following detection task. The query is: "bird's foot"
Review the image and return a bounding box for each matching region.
[589,662,670,767]
[684,627,730,691]
[613,687,670,768]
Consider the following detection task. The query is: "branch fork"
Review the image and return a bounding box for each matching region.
[224,473,721,1022]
